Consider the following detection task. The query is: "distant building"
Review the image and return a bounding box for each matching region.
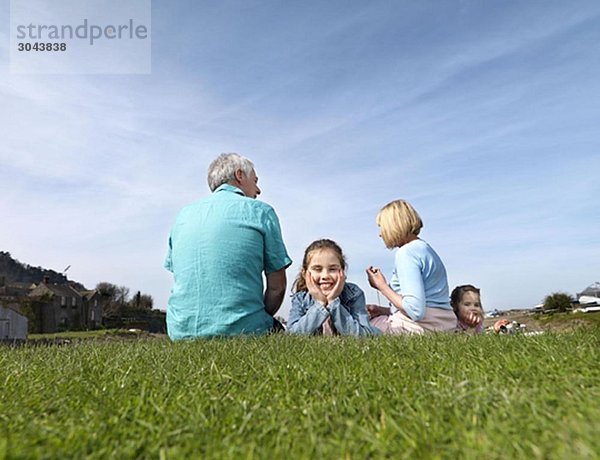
[577,282,600,305]
[1,254,112,333]
[80,289,106,330]
[26,278,106,333]
[531,304,545,313]
[0,303,28,340]
[0,278,37,299]
[28,278,85,333]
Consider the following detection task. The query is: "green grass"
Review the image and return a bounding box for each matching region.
[1,331,599,459]
[534,311,600,330]
[27,328,158,342]
[28,329,133,340]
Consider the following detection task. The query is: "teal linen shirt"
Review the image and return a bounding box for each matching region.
[164,184,292,339]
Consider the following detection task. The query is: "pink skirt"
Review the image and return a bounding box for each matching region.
[370,307,457,335]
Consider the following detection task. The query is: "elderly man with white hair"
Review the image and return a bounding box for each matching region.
[164,153,292,339]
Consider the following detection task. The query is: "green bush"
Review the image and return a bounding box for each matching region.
[543,292,573,312]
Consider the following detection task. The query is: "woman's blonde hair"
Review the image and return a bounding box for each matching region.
[376,199,423,248]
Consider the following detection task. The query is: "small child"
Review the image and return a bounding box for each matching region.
[451,284,484,333]
[287,239,380,336]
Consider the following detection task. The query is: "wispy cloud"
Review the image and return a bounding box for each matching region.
[1,1,599,317]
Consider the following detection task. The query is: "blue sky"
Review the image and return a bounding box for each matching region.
[1,0,599,317]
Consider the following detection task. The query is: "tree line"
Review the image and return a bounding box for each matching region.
[95,282,154,316]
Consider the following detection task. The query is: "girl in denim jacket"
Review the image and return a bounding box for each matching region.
[287,239,380,336]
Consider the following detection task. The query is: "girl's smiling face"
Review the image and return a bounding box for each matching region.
[457,291,483,322]
[305,249,342,297]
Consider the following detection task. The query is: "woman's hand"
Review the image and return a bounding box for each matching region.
[366,304,391,319]
[366,266,387,291]
[326,270,346,304]
[305,271,328,306]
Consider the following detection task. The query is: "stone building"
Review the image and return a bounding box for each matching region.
[28,279,85,333]
[81,289,105,330]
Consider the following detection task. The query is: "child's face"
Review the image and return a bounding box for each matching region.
[457,291,483,322]
[306,249,343,297]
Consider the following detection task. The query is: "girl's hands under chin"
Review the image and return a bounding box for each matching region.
[306,271,327,306]
[461,310,483,328]
[326,270,346,304]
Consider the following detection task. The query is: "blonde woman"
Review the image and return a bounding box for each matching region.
[366,199,463,334]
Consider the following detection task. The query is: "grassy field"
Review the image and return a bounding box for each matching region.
[1,331,599,459]
[534,311,600,331]
[483,310,600,332]
[27,329,132,340]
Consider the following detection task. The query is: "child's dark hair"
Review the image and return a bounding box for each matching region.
[292,239,346,293]
[450,284,481,316]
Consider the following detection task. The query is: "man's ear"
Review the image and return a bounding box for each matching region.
[234,169,245,182]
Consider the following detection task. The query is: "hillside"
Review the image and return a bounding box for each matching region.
[0,251,85,290]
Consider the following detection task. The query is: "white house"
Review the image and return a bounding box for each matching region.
[0,304,28,340]
[577,282,600,304]
[578,294,600,305]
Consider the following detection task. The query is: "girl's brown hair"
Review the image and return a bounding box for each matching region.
[450,284,482,316]
[292,239,346,293]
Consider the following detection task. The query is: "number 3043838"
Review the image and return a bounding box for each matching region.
[17,42,67,51]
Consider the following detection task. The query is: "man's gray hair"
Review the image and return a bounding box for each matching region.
[207,153,255,192]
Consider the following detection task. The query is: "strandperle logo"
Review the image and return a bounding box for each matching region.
[10,0,151,74]
[15,18,149,45]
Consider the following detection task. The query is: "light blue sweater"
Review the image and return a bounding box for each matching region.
[389,239,451,322]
